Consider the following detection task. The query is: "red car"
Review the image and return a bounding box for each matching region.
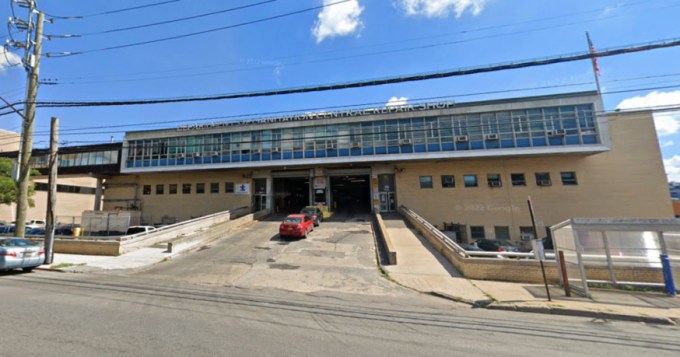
[279,214,314,239]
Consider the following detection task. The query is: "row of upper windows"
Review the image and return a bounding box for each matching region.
[142,182,236,195]
[126,104,597,162]
[419,172,577,189]
[30,150,119,168]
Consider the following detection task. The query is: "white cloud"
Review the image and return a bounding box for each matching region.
[616,91,680,137]
[386,96,409,106]
[0,48,21,74]
[664,156,680,182]
[662,140,674,148]
[398,0,487,18]
[312,0,364,43]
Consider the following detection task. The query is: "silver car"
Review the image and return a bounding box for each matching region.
[0,238,45,272]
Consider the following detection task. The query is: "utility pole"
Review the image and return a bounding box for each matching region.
[44,117,58,264]
[13,7,44,238]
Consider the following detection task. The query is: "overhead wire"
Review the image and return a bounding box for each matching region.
[10,36,680,110]
[43,0,184,20]
[44,0,351,57]
[70,0,277,37]
[42,0,680,85]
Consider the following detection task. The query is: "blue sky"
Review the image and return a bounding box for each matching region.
[1,0,680,178]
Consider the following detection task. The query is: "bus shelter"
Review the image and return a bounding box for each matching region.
[551,218,680,297]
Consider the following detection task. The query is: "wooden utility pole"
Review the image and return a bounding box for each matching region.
[44,117,58,264]
[14,11,44,238]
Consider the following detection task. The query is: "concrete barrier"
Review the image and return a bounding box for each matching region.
[374,213,397,265]
[166,211,265,254]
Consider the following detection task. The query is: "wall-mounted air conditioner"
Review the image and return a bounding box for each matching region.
[399,138,413,145]
[484,134,499,140]
[547,129,566,136]
[455,135,469,142]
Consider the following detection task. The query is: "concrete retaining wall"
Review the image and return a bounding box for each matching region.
[54,239,120,256]
[374,213,397,265]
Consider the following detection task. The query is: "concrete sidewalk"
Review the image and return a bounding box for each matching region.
[379,213,680,325]
[39,246,173,273]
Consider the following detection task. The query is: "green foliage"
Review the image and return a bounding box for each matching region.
[0,157,37,207]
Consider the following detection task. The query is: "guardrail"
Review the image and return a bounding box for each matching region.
[120,206,250,253]
[399,206,535,259]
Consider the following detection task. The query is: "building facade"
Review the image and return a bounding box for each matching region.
[101,91,672,243]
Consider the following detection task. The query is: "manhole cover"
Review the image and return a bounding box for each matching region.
[269,263,300,270]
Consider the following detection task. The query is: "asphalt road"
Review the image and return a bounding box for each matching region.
[2,270,679,356]
[133,213,416,297]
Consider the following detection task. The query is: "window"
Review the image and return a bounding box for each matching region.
[419,176,433,189]
[561,171,578,185]
[520,226,535,241]
[210,182,219,193]
[182,183,191,194]
[464,174,478,187]
[511,173,526,186]
[156,184,164,195]
[225,182,234,193]
[169,184,177,195]
[441,175,455,188]
[487,174,502,188]
[470,226,485,239]
[535,172,551,186]
[196,183,205,194]
[143,185,151,195]
[495,226,510,240]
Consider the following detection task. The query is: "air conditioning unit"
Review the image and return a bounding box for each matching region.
[350,142,361,148]
[488,181,502,187]
[484,134,499,140]
[177,153,185,159]
[455,135,469,142]
[193,152,201,158]
[252,149,261,155]
[547,129,566,136]
[520,234,534,241]
[271,148,281,153]
[399,138,413,145]
[209,151,219,157]
[538,180,552,186]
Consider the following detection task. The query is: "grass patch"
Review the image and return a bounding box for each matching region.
[52,263,85,269]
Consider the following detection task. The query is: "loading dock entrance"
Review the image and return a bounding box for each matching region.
[329,174,371,214]
[273,176,310,213]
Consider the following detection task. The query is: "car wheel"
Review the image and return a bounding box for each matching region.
[22,267,35,272]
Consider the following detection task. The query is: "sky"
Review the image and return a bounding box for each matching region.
[1,0,680,179]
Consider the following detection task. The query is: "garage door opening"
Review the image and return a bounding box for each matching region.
[330,175,371,214]
[273,177,309,213]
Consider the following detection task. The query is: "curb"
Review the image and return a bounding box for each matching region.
[486,303,677,326]
[428,291,494,308]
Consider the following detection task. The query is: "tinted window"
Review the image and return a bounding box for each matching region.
[284,217,302,223]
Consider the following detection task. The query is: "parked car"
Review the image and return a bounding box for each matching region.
[279,214,314,239]
[461,243,483,251]
[26,220,46,229]
[125,226,157,235]
[475,239,519,252]
[0,225,15,234]
[25,228,46,236]
[300,206,323,226]
[0,238,45,272]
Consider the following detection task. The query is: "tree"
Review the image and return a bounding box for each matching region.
[0,158,36,207]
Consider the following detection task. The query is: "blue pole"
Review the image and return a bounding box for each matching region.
[660,254,676,297]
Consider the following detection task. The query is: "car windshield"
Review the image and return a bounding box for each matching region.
[284,217,302,223]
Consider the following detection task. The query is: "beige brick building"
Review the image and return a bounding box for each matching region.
[100,91,672,243]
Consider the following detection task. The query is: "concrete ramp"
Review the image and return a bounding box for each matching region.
[379,213,489,304]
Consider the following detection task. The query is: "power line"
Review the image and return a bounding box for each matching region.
[44,0,351,57]
[43,0,185,20]
[16,36,680,109]
[47,0,276,38]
